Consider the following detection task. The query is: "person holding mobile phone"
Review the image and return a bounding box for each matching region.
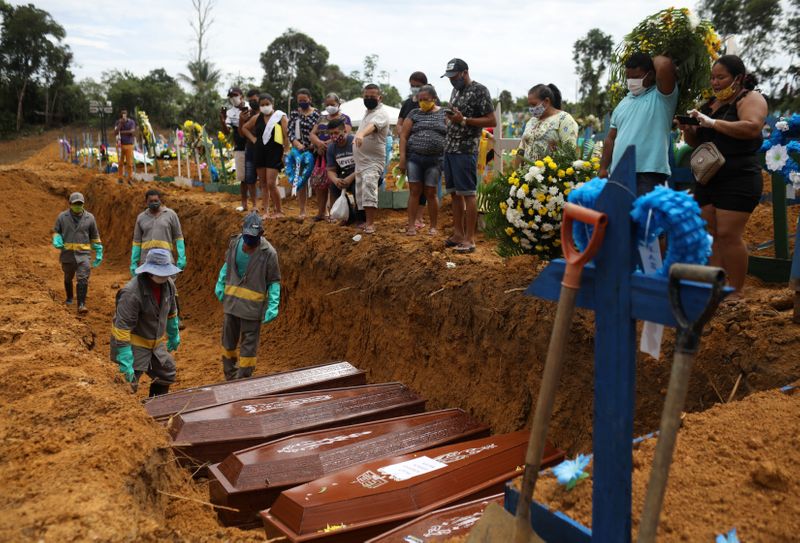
[440,58,496,254]
[221,87,249,206]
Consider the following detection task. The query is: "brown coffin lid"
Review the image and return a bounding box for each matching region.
[208,409,489,523]
[144,361,366,420]
[261,431,564,542]
[364,492,504,542]
[169,383,426,465]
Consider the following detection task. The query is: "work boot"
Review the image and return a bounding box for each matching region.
[77,282,88,314]
[235,366,254,380]
[148,382,170,397]
[222,358,237,381]
[64,279,73,305]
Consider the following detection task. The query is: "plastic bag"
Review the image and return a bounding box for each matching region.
[330,190,351,222]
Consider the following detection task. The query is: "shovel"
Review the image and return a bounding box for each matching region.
[637,263,726,543]
[468,203,608,543]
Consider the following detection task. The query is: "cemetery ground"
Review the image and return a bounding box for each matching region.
[0,134,798,541]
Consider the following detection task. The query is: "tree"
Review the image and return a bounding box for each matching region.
[179,0,223,129]
[572,28,614,117]
[349,54,403,107]
[320,64,362,101]
[0,2,68,131]
[498,90,514,112]
[698,0,783,87]
[259,29,330,111]
[40,42,74,127]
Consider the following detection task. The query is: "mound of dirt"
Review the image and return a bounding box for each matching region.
[527,388,800,542]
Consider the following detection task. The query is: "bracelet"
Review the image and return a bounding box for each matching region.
[460,118,467,127]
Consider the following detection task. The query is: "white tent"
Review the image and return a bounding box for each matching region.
[339,98,402,127]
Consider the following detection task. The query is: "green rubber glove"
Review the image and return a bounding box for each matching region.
[215,263,227,302]
[92,243,103,268]
[263,282,280,324]
[52,233,64,249]
[130,244,141,277]
[176,239,187,270]
[166,316,180,352]
[116,345,135,382]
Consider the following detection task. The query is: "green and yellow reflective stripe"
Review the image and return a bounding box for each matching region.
[132,241,142,248]
[224,285,267,302]
[176,237,184,241]
[91,238,101,244]
[111,326,131,342]
[239,356,257,368]
[63,242,92,251]
[142,239,173,250]
[221,347,238,358]
[130,334,166,349]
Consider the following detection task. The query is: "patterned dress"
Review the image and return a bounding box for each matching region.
[518,111,579,161]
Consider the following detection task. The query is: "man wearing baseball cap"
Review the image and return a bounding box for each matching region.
[440,58,495,254]
[52,192,103,313]
[214,212,281,380]
[110,248,182,395]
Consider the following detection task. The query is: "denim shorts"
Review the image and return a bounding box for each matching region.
[407,153,443,188]
[443,152,478,196]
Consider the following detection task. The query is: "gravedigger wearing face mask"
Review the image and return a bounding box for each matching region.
[52,192,103,314]
[130,188,186,277]
[110,248,182,396]
[214,212,281,380]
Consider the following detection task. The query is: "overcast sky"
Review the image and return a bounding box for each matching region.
[32,0,699,101]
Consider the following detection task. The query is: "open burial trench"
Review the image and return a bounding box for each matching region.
[80,174,799,454]
[4,160,798,540]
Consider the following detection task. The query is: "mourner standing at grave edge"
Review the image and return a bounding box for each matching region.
[220,87,250,210]
[215,212,281,380]
[353,83,391,234]
[52,192,103,314]
[441,58,496,254]
[598,52,678,195]
[111,248,181,396]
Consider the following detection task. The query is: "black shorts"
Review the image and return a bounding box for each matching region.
[255,140,284,170]
[692,157,762,213]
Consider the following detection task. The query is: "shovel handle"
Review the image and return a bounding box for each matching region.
[668,264,726,353]
[561,203,608,289]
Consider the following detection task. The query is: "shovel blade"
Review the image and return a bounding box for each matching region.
[465,503,544,543]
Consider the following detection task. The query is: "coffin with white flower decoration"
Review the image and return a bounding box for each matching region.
[209,408,489,527]
[168,383,426,468]
[365,493,504,542]
[144,361,366,421]
[260,431,565,542]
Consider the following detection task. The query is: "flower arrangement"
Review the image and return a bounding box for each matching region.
[137,110,156,156]
[609,8,722,114]
[182,120,204,150]
[478,144,599,258]
[761,114,800,191]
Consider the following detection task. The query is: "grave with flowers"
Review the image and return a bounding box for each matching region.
[751,114,800,286]
[496,145,733,542]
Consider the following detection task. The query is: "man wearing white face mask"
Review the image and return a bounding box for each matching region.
[110,248,182,396]
[599,52,677,195]
[220,87,248,193]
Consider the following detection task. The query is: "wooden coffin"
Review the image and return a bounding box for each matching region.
[144,361,366,421]
[209,408,490,527]
[365,493,504,542]
[261,431,565,542]
[168,383,426,467]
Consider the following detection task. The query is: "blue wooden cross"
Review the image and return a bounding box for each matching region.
[510,146,732,542]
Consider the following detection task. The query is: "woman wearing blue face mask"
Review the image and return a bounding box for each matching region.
[515,83,578,169]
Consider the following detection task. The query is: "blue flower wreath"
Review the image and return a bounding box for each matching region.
[630,185,712,276]
[567,180,711,275]
[567,176,607,250]
[761,115,800,181]
[285,147,315,191]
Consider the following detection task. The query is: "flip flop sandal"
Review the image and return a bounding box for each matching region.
[454,244,476,254]
[363,226,376,234]
[444,238,459,248]
[428,227,439,236]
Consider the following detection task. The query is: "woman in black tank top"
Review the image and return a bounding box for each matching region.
[678,55,768,293]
